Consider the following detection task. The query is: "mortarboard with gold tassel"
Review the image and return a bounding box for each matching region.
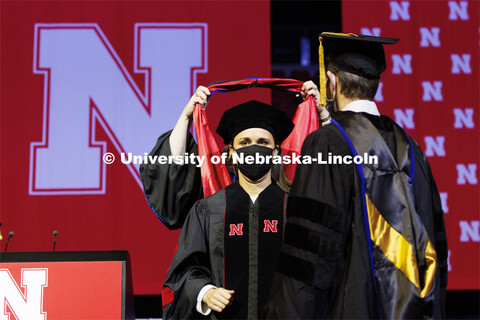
[318,32,400,106]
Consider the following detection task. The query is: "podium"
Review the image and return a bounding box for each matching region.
[0,251,135,320]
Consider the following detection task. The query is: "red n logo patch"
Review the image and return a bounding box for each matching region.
[263,220,278,233]
[229,223,244,236]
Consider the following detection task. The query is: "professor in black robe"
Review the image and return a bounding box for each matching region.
[264,33,448,319]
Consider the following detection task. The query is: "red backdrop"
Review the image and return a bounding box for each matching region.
[1,0,478,297]
[343,0,479,289]
[0,0,271,295]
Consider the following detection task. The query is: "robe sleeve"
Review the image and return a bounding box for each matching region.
[162,200,213,319]
[411,140,448,318]
[140,130,203,230]
[264,126,355,319]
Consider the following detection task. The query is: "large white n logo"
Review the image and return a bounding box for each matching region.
[390,1,410,20]
[459,221,480,242]
[453,108,474,128]
[0,269,48,320]
[374,82,383,102]
[360,27,381,36]
[391,54,412,74]
[451,54,472,74]
[456,164,478,185]
[30,23,208,195]
[449,1,469,20]
[440,192,449,213]
[394,108,415,129]
[420,27,441,47]
[424,136,446,157]
[422,81,443,101]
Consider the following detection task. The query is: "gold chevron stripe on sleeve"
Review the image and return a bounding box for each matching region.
[365,194,437,298]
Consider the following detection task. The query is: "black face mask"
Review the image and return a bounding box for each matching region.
[234,145,275,181]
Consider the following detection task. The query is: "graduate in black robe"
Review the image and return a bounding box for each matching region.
[164,179,287,319]
[264,33,448,319]
[140,82,324,231]
[140,81,322,319]
[161,99,313,320]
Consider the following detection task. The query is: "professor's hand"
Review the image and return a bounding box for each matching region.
[301,80,320,112]
[182,86,210,119]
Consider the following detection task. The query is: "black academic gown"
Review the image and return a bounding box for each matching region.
[263,111,448,319]
[140,130,203,229]
[163,181,287,320]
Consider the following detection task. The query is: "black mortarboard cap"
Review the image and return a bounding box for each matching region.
[216,100,294,145]
[321,32,400,79]
[316,32,399,106]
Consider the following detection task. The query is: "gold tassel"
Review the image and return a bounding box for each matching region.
[318,36,326,107]
[318,32,359,107]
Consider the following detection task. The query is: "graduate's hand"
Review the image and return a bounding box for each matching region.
[202,287,235,313]
[183,86,210,119]
[301,80,321,111]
